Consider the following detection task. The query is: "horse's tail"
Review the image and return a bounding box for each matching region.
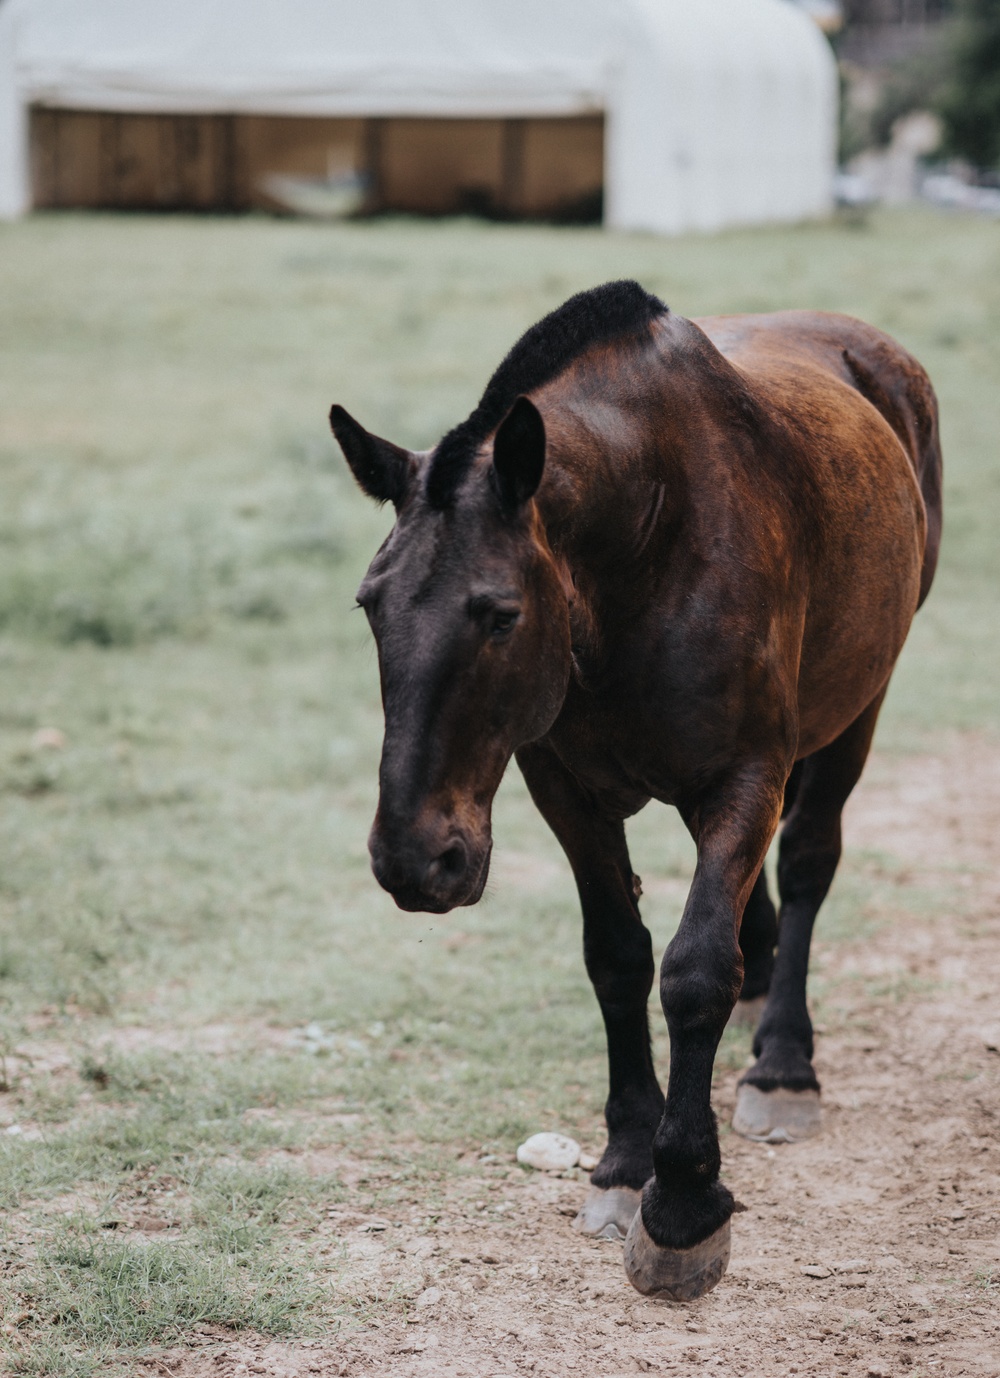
[842,345,943,608]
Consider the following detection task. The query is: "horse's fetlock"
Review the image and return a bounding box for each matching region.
[742,1036,819,1093]
[605,1087,664,1136]
[641,1177,735,1252]
[652,1117,721,1187]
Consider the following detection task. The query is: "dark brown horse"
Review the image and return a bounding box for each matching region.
[330,282,942,1300]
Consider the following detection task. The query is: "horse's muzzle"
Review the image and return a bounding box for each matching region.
[368,819,491,913]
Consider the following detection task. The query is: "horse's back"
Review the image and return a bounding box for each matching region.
[695,310,942,605]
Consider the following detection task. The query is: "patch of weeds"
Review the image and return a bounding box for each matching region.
[0,513,215,647]
[0,473,344,648]
[0,756,60,797]
[0,1049,325,1209]
[20,1214,319,1350]
[22,1075,82,1125]
[192,1161,321,1256]
[2,1336,103,1378]
[79,1055,110,1090]
[2,1163,342,1368]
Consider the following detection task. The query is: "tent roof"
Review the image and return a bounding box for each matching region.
[4,0,827,117]
[6,0,619,116]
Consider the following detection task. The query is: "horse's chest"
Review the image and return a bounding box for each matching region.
[545,685,683,811]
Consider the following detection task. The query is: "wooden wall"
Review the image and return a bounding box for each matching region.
[29,110,604,220]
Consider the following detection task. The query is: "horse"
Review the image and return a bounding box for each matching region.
[329,280,942,1301]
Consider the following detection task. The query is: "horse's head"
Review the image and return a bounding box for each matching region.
[331,397,572,913]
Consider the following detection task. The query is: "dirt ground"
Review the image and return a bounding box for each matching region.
[142,735,999,1378]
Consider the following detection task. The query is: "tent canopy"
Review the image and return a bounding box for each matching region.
[0,0,837,231]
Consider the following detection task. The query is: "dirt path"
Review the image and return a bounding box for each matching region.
[149,736,1000,1378]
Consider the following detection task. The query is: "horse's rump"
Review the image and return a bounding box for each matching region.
[698,310,942,606]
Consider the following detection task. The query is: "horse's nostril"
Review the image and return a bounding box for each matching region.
[424,843,466,890]
[436,844,466,877]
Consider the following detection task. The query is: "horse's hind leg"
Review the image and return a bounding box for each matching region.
[733,692,886,1144]
[729,870,778,1028]
[729,762,802,1028]
[516,742,663,1240]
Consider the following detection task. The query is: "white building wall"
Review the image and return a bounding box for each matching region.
[606,0,837,234]
[0,1,30,219]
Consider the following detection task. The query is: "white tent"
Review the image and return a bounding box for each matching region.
[0,0,837,232]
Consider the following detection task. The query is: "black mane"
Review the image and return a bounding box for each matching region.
[425,279,668,509]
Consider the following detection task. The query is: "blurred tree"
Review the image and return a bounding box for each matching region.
[937,0,1000,167]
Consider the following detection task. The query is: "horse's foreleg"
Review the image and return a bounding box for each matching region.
[516,743,662,1240]
[733,691,886,1144]
[623,769,783,1301]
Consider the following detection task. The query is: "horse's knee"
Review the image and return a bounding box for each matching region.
[660,930,741,1031]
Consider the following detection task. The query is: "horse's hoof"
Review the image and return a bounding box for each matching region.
[572,1186,641,1240]
[732,1084,821,1143]
[726,994,768,1031]
[623,1211,731,1301]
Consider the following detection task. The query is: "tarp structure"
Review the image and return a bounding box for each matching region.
[0,0,838,231]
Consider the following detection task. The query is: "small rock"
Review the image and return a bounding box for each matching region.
[579,1151,599,1171]
[516,1132,580,1172]
[801,1265,832,1279]
[982,1026,1000,1052]
[416,1287,442,1309]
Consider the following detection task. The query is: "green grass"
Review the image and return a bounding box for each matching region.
[0,207,996,1370]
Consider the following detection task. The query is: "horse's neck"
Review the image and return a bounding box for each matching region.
[532,313,749,667]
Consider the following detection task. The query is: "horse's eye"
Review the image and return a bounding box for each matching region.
[490,609,519,638]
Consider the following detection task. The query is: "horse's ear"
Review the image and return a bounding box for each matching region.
[329,405,413,507]
[491,396,546,513]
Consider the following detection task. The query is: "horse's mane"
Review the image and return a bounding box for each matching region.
[425,279,668,509]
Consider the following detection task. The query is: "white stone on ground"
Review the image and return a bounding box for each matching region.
[516,1132,580,1172]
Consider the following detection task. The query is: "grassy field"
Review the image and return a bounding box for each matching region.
[0,207,997,1374]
